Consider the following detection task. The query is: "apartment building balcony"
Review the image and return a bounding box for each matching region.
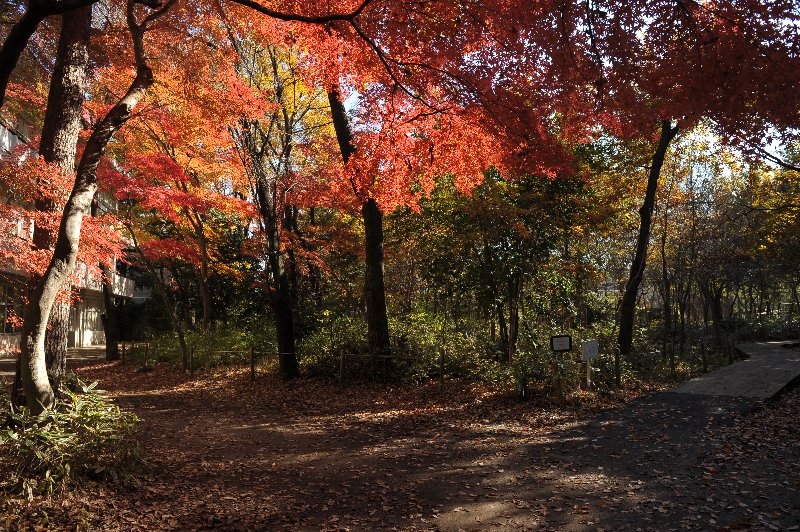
[73,263,135,298]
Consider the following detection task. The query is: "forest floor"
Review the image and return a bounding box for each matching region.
[1,358,800,531]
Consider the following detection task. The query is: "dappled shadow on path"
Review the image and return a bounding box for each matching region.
[14,362,796,531]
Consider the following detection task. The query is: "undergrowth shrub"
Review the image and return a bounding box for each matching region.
[128,324,278,369]
[300,316,367,378]
[0,377,140,498]
[300,313,509,384]
[511,348,584,400]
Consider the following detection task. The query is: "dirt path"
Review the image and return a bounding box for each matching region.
[3,359,799,530]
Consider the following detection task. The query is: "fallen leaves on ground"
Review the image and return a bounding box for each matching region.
[1,361,797,531]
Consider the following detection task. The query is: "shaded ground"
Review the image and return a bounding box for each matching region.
[0,346,107,380]
[1,357,799,530]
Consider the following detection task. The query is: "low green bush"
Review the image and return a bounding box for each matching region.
[0,377,140,498]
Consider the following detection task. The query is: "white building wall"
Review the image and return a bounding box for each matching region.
[68,291,107,348]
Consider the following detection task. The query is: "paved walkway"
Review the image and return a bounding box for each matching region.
[481,340,800,530]
[674,340,800,398]
[428,338,800,529]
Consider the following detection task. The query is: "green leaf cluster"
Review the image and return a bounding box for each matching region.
[0,377,140,498]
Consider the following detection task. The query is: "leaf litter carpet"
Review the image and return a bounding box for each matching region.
[2,362,799,530]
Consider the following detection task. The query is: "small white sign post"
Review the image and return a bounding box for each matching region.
[550,335,572,352]
[581,340,599,388]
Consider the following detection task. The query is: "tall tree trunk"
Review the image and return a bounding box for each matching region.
[283,205,300,301]
[361,197,391,357]
[490,310,496,342]
[19,2,160,414]
[44,303,70,375]
[256,179,299,379]
[100,264,121,361]
[617,120,678,384]
[39,6,90,171]
[659,198,673,371]
[327,88,391,358]
[679,298,687,359]
[196,227,212,330]
[307,207,321,304]
[35,5,91,384]
[710,288,724,350]
[134,243,188,368]
[507,274,522,363]
[267,249,298,379]
[496,300,508,358]
[699,279,724,349]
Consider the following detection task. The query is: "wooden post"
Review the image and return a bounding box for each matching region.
[701,340,708,373]
[249,346,255,385]
[338,347,345,390]
[189,346,194,378]
[727,336,734,365]
[586,360,592,389]
[144,344,149,368]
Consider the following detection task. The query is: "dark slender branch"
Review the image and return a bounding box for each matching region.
[754,146,800,173]
[713,118,800,172]
[132,0,162,8]
[142,0,175,24]
[226,0,375,23]
[738,201,799,213]
[51,0,102,13]
[349,20,444,112]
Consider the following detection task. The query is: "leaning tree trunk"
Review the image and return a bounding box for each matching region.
[327,88,391,358]
[35,5,91,383]
[19,3,158,414]
[0,0,98,109]
[616,120,678,386]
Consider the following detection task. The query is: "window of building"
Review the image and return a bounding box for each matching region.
[0,284,23,334]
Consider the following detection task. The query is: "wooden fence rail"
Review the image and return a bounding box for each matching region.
[118,342,447,388]
[117,342,293,384]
